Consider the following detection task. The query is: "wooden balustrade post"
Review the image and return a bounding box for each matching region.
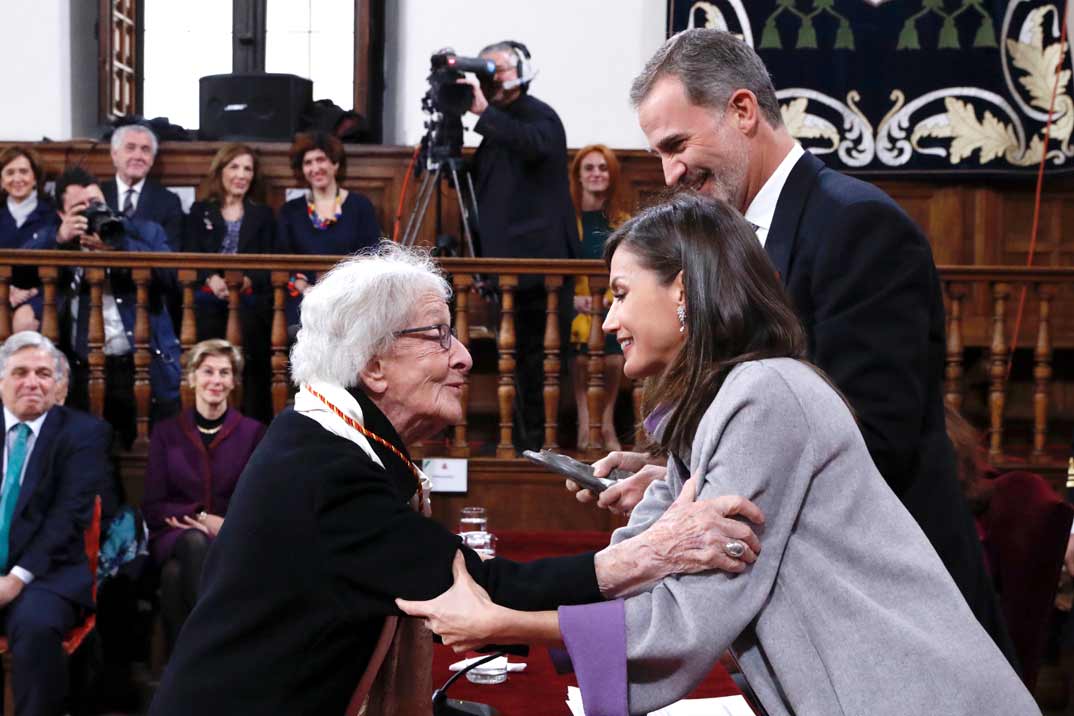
[449,274,472,458]
[585,275,609,459]
[987,282,1010,461]
[943,281,967,411]
[270,271,290,415]
[542,275,563,450]
[225,270,245,411]
[1031,283,1055,462]
[38,266,59,342]
[132,269,152,451]
[178,270,198,411]
[496,275,518,458]
[86,269,106,419]
[0,267,10,340]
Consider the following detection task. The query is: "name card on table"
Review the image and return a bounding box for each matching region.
[566,686,754,716]
[422,458,468,493]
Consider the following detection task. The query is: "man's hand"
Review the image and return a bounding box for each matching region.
[459,76,489,115]
[206,275,229,300]
[57,209,89,245]
[78,233,115,252]
[0,574,26,608]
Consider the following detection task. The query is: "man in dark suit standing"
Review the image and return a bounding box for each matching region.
[0,331,110,716]
[466,40,578,452]
[589,28,1013,660]
[102,125,183,252]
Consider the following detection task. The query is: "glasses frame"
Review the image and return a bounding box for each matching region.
[394,323,457,351]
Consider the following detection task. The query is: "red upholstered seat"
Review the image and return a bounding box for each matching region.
[979,472,1073,691]
[0,496,101,716]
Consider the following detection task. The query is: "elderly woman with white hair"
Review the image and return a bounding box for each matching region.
[149,242,763,716]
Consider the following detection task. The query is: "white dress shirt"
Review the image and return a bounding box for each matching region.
[743,142,805,247]
[2,406,51,584]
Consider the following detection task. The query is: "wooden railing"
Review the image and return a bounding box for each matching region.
[0,251,1070,472]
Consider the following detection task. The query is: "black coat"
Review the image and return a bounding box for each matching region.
[183,199,276,295]
[471,94,579,260]
[149,389,601,716]
[103,177,184,251]
[766,151,1010,653]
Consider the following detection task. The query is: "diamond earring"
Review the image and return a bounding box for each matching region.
[677,305,686,333]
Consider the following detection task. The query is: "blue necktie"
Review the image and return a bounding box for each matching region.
[0,423,32,572]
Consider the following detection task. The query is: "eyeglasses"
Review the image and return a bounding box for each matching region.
[394,323,457,351]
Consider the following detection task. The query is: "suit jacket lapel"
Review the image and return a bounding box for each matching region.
[135,183,153,220]
[12,408,61,519]
[766,151,824,283]
[236,201,256,253]
[103,180,119,213]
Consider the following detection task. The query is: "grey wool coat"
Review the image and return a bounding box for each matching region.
[592,359,1037,716]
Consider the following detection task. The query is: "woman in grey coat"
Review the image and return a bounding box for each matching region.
[399,194,1037,716]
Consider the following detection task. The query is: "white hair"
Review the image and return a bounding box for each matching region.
[289,242,452,387]
[0,331,63,377]
[111,124,159,157]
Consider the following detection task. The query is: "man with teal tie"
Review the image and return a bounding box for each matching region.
[0,331,110,716]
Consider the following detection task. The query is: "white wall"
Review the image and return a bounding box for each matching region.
[383,0,666,148]
[1,1,72,140]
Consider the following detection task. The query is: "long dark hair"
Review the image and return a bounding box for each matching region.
[603,193,807,457]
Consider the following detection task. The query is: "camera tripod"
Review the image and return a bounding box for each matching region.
[399,155,481,257]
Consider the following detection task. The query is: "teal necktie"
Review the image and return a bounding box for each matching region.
[0,423,32,572]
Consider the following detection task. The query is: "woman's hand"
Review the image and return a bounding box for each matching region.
[396,551,500,652]
[206,275,229,300]
[568,451,668,514]
[165,513,224,537]
[573,295,592,313]
[8,286,38,308]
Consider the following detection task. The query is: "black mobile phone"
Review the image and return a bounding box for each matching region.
[522,450,629,494]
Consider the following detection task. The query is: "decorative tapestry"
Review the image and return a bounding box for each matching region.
[669,0,1074,176]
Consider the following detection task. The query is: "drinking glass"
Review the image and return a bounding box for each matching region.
[458,506,487,535]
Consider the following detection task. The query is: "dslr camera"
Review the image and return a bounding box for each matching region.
[80,200,126,248]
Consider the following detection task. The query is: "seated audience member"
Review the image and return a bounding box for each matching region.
[103,124,183,251]
[569,144,629,450]
[276,131,380,326]
[27,167,182,447]
[184,144,275,423]
[0,146,57,333]
[0,331,110,716]
[142,339,265,652]
[398,195,1039,716]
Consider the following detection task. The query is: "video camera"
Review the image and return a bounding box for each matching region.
[420,50,495,166]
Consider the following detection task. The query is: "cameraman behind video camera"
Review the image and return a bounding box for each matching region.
[27,167,182,447]
[464,40,578,453]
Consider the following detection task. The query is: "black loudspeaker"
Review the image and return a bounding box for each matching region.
[199,73,313,141]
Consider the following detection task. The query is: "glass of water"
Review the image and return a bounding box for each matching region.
[461,530,497,559]
[465,654,508,685]
[458,506,487,535]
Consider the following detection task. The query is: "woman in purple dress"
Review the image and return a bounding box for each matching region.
[142,339,266,651]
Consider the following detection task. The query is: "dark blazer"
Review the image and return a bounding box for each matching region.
[2,406,109,609]
[184,199,276,295]
[765,150,1009,651]
[142,407,266,564]
[471,93,579,260]
[149,389,601,716]
[103,177,184,252]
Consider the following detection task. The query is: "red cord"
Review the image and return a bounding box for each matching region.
[1005,3,1069,383]
[392,144,423,243]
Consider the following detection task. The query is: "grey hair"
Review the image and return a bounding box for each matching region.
[630,29,783,129]
[480,41,518,57]
[55,350,70,383]
[289,241,453,387]
[0,331,63,378]
[111,124,159,157]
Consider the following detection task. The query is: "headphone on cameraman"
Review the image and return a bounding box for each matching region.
[500,40,536,91]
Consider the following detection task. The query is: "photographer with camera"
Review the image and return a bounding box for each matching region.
[27,167,182,448]
[464,40,578,453]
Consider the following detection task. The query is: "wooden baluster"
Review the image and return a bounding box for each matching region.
[38,266,59,343]
[0,267,11,340]
[496,275,518,458]
[987,282,1010,461]
[449,274,472,458]
[542,275,563,450]
[270,271,290,415]
[944,281,966,411]
[225,270,245,411]
[86,269,106,419]
[178,270,198,411]
[132,269,152,451]
[1031,283,1054,463]
[585,275,608,459]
